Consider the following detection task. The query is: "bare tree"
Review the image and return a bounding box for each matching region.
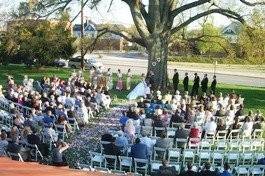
[25,0,264,88]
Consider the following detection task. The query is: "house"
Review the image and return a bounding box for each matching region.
[73,20,128,51]
[72,19,97,38]
[222,21,242,43]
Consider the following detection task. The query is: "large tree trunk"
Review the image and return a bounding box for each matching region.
[147,34,169,90]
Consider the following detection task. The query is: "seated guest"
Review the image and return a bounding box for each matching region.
[170,109,185,125]
[179,162,197,176]
[235,104,244,117]
[241,116,253,137]
[119,111,129,130]
[189,123,202,139]
[216,118,226,132]
[51,140,69,166]
[124,119,135,143]
[157,159,177,176]
[155,132,171,158]
[199,162,218,176]
[219,163,232,176]
[253,117,265,130]
[204,117,217,137]
[130,138,148,161]
[0,131,8,156]
[215,105,226,117]
[43,110,55,126]
[7,137,29,161]
[27,127,41,147]
[104,137,122,164]
[43,123,58,142]
[137,97,145,108]
[115,131,128,151]
[140,131,156,157]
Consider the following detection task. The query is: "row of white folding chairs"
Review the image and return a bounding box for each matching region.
[165,148,265,166]
[89,151,177,175]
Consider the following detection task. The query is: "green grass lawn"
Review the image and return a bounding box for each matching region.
[0,64,264,115]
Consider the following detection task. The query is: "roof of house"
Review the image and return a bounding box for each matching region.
[222,21,242,35]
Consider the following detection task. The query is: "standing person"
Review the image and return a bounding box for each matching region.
[210,75,217,95]
[172,69,179,93]
[191,73,200,96]
[116,69,123,91]
[106,68,113,90]
[183,72,189,92]
[201,74,209,93]
[126,69,132,90]
[51,140,69,166]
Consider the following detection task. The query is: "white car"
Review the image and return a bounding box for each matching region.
[68,56,103,69]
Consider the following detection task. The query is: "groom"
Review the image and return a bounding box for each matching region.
[146,71,156,91]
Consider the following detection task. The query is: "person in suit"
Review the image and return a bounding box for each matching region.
[179,162,197,176]
[210,75,217,95]
[183,73,189,92]
[191,73,200,96]
[157,159,177,176]
[198,162,218,176]
[201,74,209,93]
[130,138,148,160]
[172,69,179,93]
[174,123,189,148]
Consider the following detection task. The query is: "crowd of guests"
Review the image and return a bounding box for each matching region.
[100,77,264,175]
[0,71,111,165]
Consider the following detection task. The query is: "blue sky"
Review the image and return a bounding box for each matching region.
[0,0,236,28]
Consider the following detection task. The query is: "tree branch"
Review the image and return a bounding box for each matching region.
[171,0,211,18]
[239,0,265,6]
[171,8,245,35]
[84,27,146,54]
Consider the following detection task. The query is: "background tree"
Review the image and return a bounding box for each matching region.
[237,9,265,63]
[19,0,264,88]
[5,12,76,67]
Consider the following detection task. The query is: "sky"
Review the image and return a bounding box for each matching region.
[0,0,240,28]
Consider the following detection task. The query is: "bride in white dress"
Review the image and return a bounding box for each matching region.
[127,74,148,100]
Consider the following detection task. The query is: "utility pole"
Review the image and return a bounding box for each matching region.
[80,0,84,70]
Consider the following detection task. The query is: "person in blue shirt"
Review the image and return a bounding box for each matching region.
[130,138,148,160]
[119,111,129,131]
[43,110,55,126]
[219,163,231,176]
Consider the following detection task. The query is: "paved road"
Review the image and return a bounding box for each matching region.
[92,54,265,87]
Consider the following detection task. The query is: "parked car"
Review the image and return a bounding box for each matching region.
[54,58,68,67]
[68,56,103,69]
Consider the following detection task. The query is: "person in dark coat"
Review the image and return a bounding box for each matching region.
[191,73,200,96]
[198,162,218,176]
[157,159,177,176]
[183,73,189,92]
[130,138,148,160]
[172,69,179,93]
[179,163,197,176]
[210,75,217,95]
[201,74,209,93]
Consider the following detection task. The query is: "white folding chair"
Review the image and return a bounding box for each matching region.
[188,137,201,149]
[216,139,228,151]
[235,165,250,176]
[252,139,264,151]
[241,152,253,165]
[134,158,148,175]
[212,151,225,166]
[55,124,68,140]
[198,150,211,166]
[153,147,167,160]
[168,148,181,162]
[228,129,241,140]
[252,129,263,139]
[166,127,176,138]
[229,139,241,151]
[150,160,162,172]
[227,151,240,166]
[170,162,181,174]
[154,127,165,137]
[119,156,132,172]
[183,149,196,164]
[241,140,252,152]
[216,130,227,140]
[141,126,153,136]
[104,154,117,170]
[7,152,24,162]
[26,143,43,161]
[89,151,105,168]
[199,139,212,150]
[175,138,188,149]
[249,165,264,176]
